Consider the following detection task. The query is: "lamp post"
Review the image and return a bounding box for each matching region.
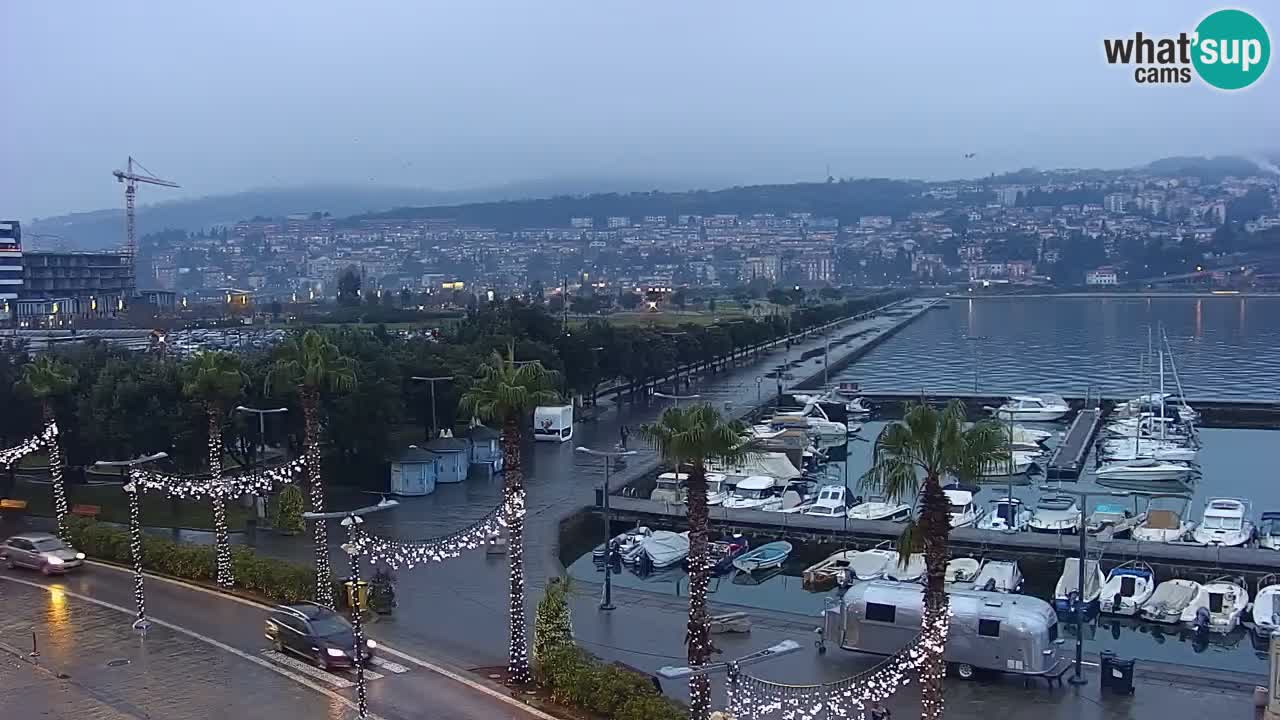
[755,376,763,405]
[235,405,288,519]
[575,446,636,610]
[305,497,400,720]
[1040,484,1130,687]
[654,391,700,409]
[93,452,169,631]
[658,639,801,711]
[410,375,454,440]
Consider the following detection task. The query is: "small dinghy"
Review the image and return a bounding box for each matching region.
[732,541,793,574]
[945,558,981,585]
[1099,561,1155,616]
[972,559,1023,593]
[803,550,858,591]
[1141,578,1202,624]
[1184,576,1248,634]
[709,536,749,576]
[1054,557,1104,612]
[884,553,925,582]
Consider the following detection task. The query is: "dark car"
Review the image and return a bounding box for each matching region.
[2,532,85,574]
[264,602,376,670]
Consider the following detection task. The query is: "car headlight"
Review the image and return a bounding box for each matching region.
[75,552,86,560]
[46,556,65,565]
[326,648,346,657]
[365,639,377,649]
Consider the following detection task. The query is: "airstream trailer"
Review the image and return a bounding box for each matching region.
[826,580,1066,679]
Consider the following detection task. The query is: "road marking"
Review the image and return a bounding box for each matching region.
[260,650,357,688]
[0,574,387,720]
[369,656,409,674]
[84,558,556,718]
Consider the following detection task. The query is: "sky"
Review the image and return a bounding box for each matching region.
[2,1,1277,220]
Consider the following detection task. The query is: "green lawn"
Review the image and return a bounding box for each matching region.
[5,479,254,530]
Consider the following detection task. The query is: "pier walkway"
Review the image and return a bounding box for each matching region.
[1044,407,1102,480]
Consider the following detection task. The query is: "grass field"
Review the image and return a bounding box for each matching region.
[4,478,254,530]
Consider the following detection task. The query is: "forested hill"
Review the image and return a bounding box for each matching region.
[352,179,957,229]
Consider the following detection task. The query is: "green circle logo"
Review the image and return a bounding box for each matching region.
[1192,9,1270,90]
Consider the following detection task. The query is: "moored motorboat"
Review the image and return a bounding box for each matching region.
[1085,504,1142,538]
[803,549,860,590]
[709,535,749,575]
[1054,557,1104,612]
[1142,579,1202,624]
[976,497,1032,532]
[640,531,690,569]
[732,541,793,573]
[1183,577,1249,634]
[847,495,912,522]
[971,559,1023,593]
[883,553,925,582]
[945,489,984,528]
[594,526,651,562]
[1251,575,1280,636]
[1191,498,1254,547]
[978,450,1038,478]
[1095,458,1194,484]
[803,485,850,519]
[945,557,981,584]
[1099,561,1155,616]
[1028,494,1081,534]
[1131,496,1196,544]
[990,394,1070,422]
[847,546,898,580]
[722,475,781,510]
[1260,513,1280,551]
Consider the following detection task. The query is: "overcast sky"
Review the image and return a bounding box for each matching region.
[2,1,1276,219]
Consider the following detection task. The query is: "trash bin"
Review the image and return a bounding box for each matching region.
[344,579,370,612]
[1099,650,1135,695]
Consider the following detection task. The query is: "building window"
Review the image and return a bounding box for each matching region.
[979,619,1001,638]
[865,602,896,624]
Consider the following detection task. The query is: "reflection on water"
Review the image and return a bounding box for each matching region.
[840,297,1280,401]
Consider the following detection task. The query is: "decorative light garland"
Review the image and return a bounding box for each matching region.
[304,393,333,607]
[0,421,66,538]
[725,604,951,720]
[341,517,370,720]
[124,481,150,631]
[349,491,523,568]
[0,420,58,468]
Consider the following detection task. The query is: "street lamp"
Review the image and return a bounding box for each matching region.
[94,452,169,631]
[410,375,454,440]
[1040,484,1131,687]
[575,446,637,610]
[755,376,763,405]
[658,639,801,709]
[305,497,399,720]
[235,406,288,518]
[653,391,700,409]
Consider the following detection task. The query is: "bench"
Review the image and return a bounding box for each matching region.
[71,504,101,519]
[0,498,29,513]
[1025,660,1073,689]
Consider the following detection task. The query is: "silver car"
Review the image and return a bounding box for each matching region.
[1,532,86,574]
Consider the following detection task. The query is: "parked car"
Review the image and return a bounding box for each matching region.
[264,602,375,669]
[1,532,85,574]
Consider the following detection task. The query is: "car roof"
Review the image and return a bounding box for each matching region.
[9,532,59,542]
[274,602,339,621]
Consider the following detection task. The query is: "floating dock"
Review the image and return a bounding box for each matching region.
[1044,408,1102,480]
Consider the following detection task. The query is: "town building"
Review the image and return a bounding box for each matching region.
[17,251,132,319]
[1085,267,1119,286]
[0,221,22,318]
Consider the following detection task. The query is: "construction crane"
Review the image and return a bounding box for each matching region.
[113,156,179,300]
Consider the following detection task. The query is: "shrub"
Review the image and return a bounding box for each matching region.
[533,576,573,661]
[64,517,317,605]
[271,485,306,535]
[536,644,685,720]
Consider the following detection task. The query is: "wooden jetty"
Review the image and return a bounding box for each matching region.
[1044,408,1102,480]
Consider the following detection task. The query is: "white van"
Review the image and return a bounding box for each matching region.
[533,405,574,442]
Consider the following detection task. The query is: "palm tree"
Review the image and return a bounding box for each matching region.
[860,400,1005,720]
[17,356,76,539]
[265,330,357,605]
[180,351,246,588]
[458,345,560,685]
[638,404,753,720]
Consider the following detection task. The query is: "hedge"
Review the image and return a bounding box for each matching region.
[64,516,317,604]
[537,645,686,720]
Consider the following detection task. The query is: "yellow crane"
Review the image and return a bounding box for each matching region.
[113,156,179,300]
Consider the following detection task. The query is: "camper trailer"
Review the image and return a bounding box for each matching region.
[827,580,1066,679]
[533,405,574,442]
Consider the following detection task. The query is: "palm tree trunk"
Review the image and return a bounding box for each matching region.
[208,404,233,588]
[303,387,333,606]
[918,473,951,720]
[685,464,713,720]
[45,403,69,540]
[501,416,530,684]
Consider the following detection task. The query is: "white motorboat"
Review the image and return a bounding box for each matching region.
[847,546,898,580]
[1099,561,1155,616]
[1085,504,1143,538]
[774,402,847,439]
[846,422,863,435]
[640,531,689,569]
[945,557,981,584]
[978,450,1038,478]
[1010,424,1052,446]
[884,553,925,582]
[1027,494,1080,534]
[946,489,984,528]
[709,452,802,484]
[845,397,874,417]
[705,473,729,506]
[650,472,687,504]
[1100,441,1199,463]
[971,559,1023,593]
[1191,498,1254,547]
[1115,392,1200,424]
[1105,415,1195,442]
[722,475,781,510]
[1131,497,1196,543]
[803,550,860,590]
[1095,458,1193,484]
[1142,578,1202,624]
[976,497,1032,532]
[991,394,1070,422]
[1183,577,1249,634]
[594,526,650,562]
[1252,575,1280,635]
[803,485,850,518]
[1054,557,1105,612]
[1259,512,1280,550]
[847,495,912,522]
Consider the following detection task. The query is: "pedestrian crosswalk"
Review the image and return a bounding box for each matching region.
[259,650,386,688]
[369,656,409,674]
